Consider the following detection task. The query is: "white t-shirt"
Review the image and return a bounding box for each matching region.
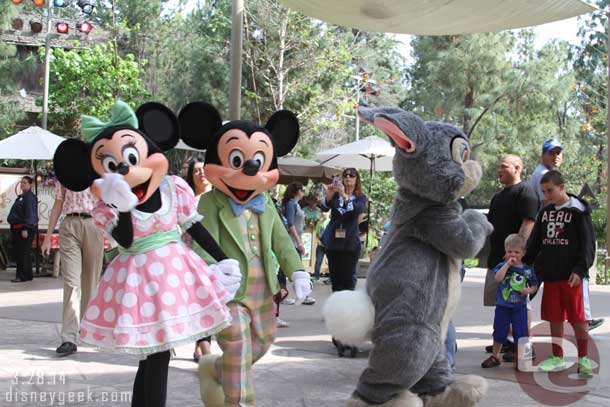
[529,163,549,205]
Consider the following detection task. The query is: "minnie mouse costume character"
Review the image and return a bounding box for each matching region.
[52,101,242,407]
[178,102,312,406]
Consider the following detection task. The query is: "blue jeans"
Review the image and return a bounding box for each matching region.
[445,320,457,370]
[314,244,326,280]
[445,266,466,370]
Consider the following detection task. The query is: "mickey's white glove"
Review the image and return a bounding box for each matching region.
[93,173,138,212]
[292,271,312,301]
[209,259,242,301]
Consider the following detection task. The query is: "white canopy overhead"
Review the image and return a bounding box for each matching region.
[278,0,597,35]
[316,136,394,172]
[0,126,65,160]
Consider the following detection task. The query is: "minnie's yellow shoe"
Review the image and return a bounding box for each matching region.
[198,355,225,407]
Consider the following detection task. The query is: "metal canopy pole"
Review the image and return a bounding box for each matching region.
[606,10,610,264]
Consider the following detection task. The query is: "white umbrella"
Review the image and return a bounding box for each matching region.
[315,135,394,173]
[0,126,65,160]
[278,0,596,35]
[175,140,201,152]
[0,126,65,276]
[278,156,340,183]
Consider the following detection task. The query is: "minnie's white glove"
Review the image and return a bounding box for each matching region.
[93,173,138,212]
[292,271,312,301]
[209,259,242,301]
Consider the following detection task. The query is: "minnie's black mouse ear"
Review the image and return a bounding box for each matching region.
[136,102,180,151]
[265,110,299,157]
[53,138,94,192]
[178,102,223,150]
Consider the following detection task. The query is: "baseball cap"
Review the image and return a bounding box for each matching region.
[542,138,563,153]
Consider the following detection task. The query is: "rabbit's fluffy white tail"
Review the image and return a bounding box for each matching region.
[322,289,375,345]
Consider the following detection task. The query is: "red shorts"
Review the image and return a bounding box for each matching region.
[541,280,591,323]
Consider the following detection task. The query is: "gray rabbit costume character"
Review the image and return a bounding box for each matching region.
[325,107,493,407]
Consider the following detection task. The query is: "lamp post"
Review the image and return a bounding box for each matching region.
[348,71,379,141]
[41,0,53,130]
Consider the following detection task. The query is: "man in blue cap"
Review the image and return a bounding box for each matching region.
[528,138,604,333]
[529,138,563,207]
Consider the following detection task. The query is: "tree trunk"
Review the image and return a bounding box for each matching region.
[596,142,605,194]
[463,80,474,135]
[276,10,288,111]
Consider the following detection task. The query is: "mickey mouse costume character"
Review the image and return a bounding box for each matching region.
[52,100,242,407]
[178,102,312,407]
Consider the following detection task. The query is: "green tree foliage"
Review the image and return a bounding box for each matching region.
[0,3,25,139]
[403,31,587,207]
[43,43,148,137]
[572,0,609,196]
[361,172,397,233]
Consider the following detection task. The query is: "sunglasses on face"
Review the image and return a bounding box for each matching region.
[343,172,357,178]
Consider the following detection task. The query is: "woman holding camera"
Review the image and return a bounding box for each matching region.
[324,168,367,292]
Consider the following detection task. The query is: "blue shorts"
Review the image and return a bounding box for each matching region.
[493,305,528,344]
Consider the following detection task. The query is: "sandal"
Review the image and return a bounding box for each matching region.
[481,355,501,368]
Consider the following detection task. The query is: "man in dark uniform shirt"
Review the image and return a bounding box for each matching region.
[7,176,38,282]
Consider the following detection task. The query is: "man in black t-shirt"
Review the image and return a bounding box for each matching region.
[483,154,539,355]
[485,155,539,277]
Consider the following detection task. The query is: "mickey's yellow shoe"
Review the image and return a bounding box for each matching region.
[198,355,225,407]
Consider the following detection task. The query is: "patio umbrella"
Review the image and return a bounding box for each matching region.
[0,126,65,160]
[278,156,340,184]
[315,135,394,173]
[0,126,66,275]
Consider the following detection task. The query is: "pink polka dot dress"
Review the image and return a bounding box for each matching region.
[79,176,232,356]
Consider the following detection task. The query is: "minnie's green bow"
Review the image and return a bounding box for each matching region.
[81,100,138,142]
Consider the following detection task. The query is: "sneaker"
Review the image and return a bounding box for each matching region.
[538,356,566,372]
[481,355,501,368]
[589,318,604,331]
[56,341,77,355]
[281,298,296,305]
[323,278,332,285]
[578,356,593,378]
[277,318,290,328]
[302,296,316,305]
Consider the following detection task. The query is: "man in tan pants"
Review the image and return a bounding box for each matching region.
[42,183,104,355]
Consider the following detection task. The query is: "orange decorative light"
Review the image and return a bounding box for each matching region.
[12,0,25,4]
[33,0,45,6]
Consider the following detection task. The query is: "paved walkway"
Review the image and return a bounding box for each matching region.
[0,268,609,406]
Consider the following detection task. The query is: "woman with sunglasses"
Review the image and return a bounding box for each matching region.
[324,168,367,293]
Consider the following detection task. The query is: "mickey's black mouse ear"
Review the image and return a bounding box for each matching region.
[136,102,180,151]
[53,138,94,192]
[265,110,299,157]
[178,102,223,150]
